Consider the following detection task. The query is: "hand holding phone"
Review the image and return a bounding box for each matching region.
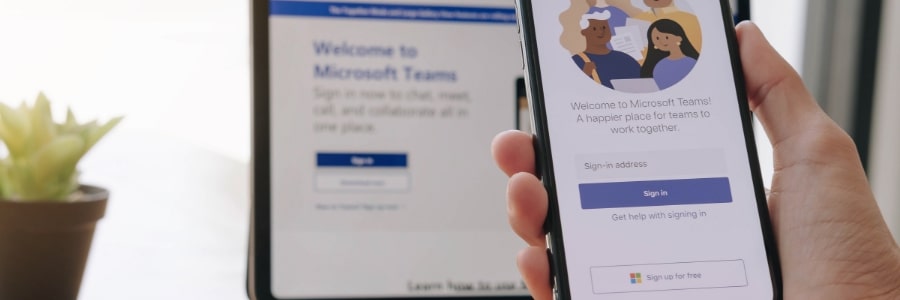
[498,21,900,300]
[515,1,781,298]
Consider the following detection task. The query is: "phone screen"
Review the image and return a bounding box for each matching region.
[267,0,527,298]
[521,0,777,298]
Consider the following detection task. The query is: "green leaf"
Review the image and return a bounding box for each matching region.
[32,135,84,197]
[67,107,77,123]
[85,116,123,150]
[59,107,79,134]
[31,93,58,149]
[0,102,31,158]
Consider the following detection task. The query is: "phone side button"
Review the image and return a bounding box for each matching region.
[519,37,527,70]
[546,249,557,287]
[532,133,543,180]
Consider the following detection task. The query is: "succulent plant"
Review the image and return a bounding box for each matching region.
[0,93,122,202]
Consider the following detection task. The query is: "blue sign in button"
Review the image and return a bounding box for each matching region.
[316,152,408,168]
[579,177,732,209]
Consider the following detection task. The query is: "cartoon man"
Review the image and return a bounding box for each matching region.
[572,11,641,88]
[608,0,702,51]
[586,0,629,34]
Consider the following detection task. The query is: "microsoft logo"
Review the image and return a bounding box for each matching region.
[629,272,643,284]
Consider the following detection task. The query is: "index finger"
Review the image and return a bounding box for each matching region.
[492,130,537,177]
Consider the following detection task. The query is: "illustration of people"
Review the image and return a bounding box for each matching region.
[608,0,702,51]
[586,0,629,34]
[641,19,700,89]
[572,11,641,89]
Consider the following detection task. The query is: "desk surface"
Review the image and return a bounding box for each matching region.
[78,132,249,300]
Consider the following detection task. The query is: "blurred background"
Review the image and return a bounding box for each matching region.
[0,0,897,299]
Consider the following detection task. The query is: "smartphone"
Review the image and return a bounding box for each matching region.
[515,0,781,299]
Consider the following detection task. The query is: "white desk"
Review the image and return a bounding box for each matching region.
[78,132,250,300]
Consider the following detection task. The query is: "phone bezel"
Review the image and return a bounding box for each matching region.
[515,0,783,298]
[250,0,532,299]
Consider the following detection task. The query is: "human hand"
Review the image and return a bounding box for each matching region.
[492,22,900,299]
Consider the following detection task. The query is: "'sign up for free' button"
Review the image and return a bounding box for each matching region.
[590,260,748,294]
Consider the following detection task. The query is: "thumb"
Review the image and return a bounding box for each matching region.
[735,22,827,147]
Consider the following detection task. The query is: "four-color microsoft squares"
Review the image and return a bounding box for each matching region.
[629,273,642,284]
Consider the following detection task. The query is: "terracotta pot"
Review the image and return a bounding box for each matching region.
[0,185,108,300]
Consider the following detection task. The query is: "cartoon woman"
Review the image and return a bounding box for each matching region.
[641,19,700,90]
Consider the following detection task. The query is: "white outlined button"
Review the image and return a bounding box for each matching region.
[590,260,748,294]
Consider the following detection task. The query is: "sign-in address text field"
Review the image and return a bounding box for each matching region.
[575,149,727,181]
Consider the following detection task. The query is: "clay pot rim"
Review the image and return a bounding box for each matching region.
[0,185,109,204]
[0,185,109,230]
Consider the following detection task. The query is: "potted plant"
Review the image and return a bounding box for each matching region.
[0,93,121,300]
